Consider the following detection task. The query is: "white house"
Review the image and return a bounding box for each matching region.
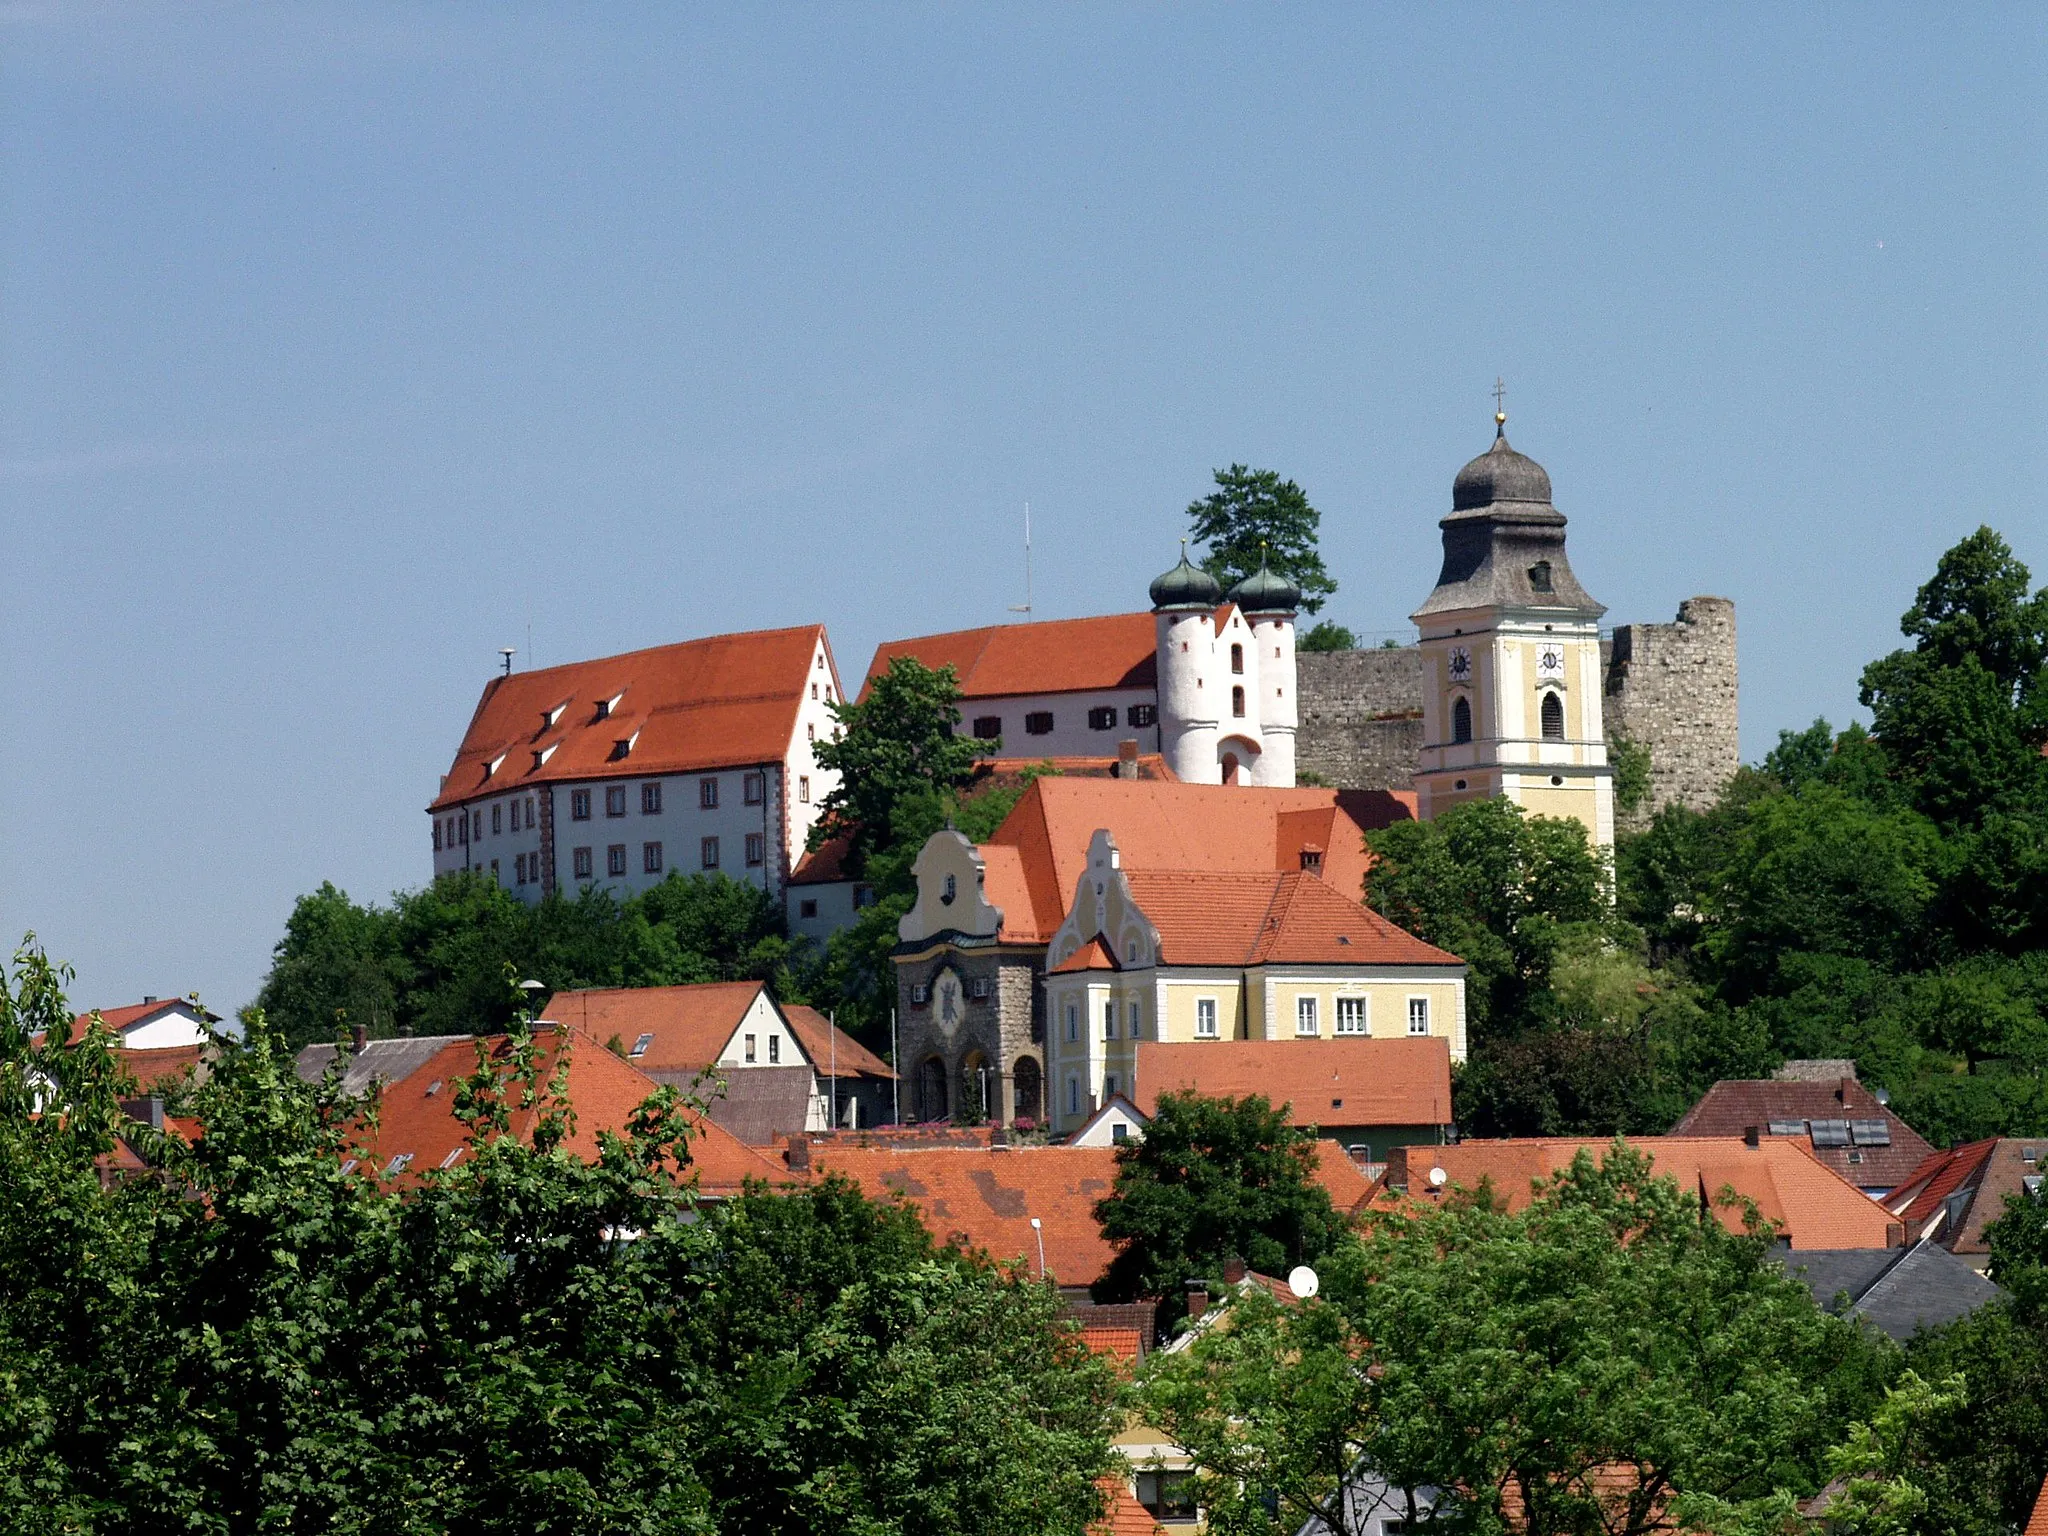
[429,625,845,906]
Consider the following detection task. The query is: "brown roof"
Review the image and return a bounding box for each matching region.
[539,983,764,1076]
[866,612,1160,700]
[1383,1138,1900,1250]
[1122,869,1462,968]
[782,1004,895,1079]
[1669,1078,1935,1189]
[430,625,832,811]
[116,1044,207,1092]
[699,1065,815,1146]
[1136,1038,1453,1128]
[981,754,1178,781]
[348,1027,789,1196]
[979,778,1389,943]
[808,1142,1121,1284]
[789,832,858,885]
[1886,1138,2043,1254]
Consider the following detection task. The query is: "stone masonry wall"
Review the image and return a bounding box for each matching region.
[1293,598,1740,824]
[1296,648,1426,791]
[1603,596,1740,829]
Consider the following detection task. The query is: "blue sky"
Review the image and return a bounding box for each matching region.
[4,5,2044,1015]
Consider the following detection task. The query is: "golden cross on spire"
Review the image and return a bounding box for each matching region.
[1493,376,1507,433]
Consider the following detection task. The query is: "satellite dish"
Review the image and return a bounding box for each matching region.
[1428,1166,1448,1188]
[1287,1265,1320,1299]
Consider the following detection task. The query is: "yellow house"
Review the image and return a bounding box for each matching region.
[1042,828,1466,1136]
[1412,416,1616,851]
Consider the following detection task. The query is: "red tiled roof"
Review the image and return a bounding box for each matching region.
[1886,1138,2041,1254]
[1079,1325,1145,1363]
[349,1027,789,1197]
[539,983,763,1076]
[66,998,217,1045]
[1093,1477,1171,1536]
[1309,1141,1378,1212]
[782,1004,895,1079]
[809,1143,1120,1284]
[789,832,857,885]
[1385,1138,1898,1250]
[979,778,1390,943]
[117,1045,206,1092]
[1122,869,1462,968]
[1135,1038,1453,1128]
[981,755,1179,781]
[430,625,833,811]
[1049,936,1124,974]
[866,613,1160,700]
[2024,1474,2048,1536]
[1670,1078,1934,1189]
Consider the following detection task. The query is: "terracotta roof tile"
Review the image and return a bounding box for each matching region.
[808,1143,1120,1285]
[1121,870,1461,968]
[1887,1138,2043,1254]
[867,613,1160,700]
[1093,1477,1172,1536]
[116,1045,207,1092]
[1136,1038,1453,1129]
[1386,1137,1898,1250]
[789,832,858,885]
[348,1027,789,1197]
[2024,1474,2048,1536]
[1670,1078,1935,1189]
[66,998,218,1045]
[430,625,832,810]
[1049,936,1124,974]
[538,983,763,1076]
[1079,1325,1145,1363]
[1888,1139,2000,1230]
[782,1004,895,1079]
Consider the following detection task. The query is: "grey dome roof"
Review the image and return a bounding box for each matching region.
[1149,548,1224,610]
[1227,557,1301,615]
[1452,429,1553,510]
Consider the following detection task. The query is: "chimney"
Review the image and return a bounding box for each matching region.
[143,995,157,1005]
[1838,1077,1855,1106]
[1184,1280,1209,1323]
[990,1126,1009,1149]
[351,1022,369,1054]
[1116,739,1140,778]
[1222,1255,1247,1285]
[1298,843,1324,876]
[785,1139,812,1173]
[1887,1222,1906,1248]
[1743,1125,1760,1148]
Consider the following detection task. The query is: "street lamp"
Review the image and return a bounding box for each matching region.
[1029,1216,1045,1278]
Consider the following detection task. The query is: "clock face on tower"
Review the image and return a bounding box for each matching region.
[1537,644,1565,678]
[1447,645,1472,683]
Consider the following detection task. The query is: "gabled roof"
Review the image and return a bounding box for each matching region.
[806,1142,1121,1284]
[1121,869,1461,968]
[1049,936,1125,974]
[1782,1241,2004,1341]
[539,983,766,1077]
[346,1027,789,1197]
[1885,1138,2044,1254]
[430,624,831,810]
[698,1065,816,1146]
[116,1045,207,1093]
[866,613,1160,700]
[789,832,858,886]
[1093,1476,1171,1536]
[782,1004,895,1079]
[1135,1038,1453,1128]
[977,778,1393,943]
[1670,1077,1934,1189]
[66,998,218,1045]
[296,1035,473,1096]
[1382,1137,1900,1250]
[2026,1473,2048,1536]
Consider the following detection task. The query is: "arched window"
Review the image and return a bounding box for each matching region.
[1222,752,1240,785]
[1230,643,1244,675]
[1541,691,1565,741]
[1013,1058,1042,1122]
[917,1057,948,1123]
[1452,695,1473,744]
[1231,685,1246,718]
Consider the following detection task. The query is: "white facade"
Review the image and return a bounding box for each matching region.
[1157,604,1296,787]
[956,688,1161,761]
[115,1001,216,1049]
[432,633,845,905]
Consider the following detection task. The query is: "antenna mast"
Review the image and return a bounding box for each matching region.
[1007,501,1032,618]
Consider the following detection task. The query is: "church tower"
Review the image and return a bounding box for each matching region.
[1150,548,1224,784]
[1410,414,1614,850]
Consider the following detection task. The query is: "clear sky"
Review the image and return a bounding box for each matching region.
[4,5,2044,1016]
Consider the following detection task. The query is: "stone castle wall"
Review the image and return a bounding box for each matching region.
[1603,596,1740,828]
[1295,648,1425,791]
[1293,598,1740,820]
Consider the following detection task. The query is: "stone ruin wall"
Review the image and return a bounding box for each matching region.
[1602,596,1740,830]
[1294,597,1740,825]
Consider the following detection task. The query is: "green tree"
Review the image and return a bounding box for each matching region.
[0,938,1117,1534]
[810,655,985,872]
[1137,1143,1892,1536]
[1091,1091,1347,1320]
[1611,732,1654,821]
[253,879,403,1043]
[1186,465,1336,615]
[1297,621,1356,653]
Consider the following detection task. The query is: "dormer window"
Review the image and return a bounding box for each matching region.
[611,729,639,760]
[484,753,505,779]
[542,701,568,730]
[532,743,558,770]
[595,689,626,721]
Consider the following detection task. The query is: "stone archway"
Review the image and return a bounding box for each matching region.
[1219,735,1261,787]
[1012,1056,1043,1125]
[959,1050,992,1124]
[916,1056,949,1123]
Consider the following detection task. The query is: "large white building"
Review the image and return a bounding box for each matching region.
[865,549,1302,788]
[429,625,844,904]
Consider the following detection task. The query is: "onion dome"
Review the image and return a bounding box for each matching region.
[1227,553,1301,615]
[1452,424,1553,511]
[1149,545,1224,611]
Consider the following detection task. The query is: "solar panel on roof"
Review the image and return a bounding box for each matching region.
[1849,1119,1891,1146]
[1767,1119,1808,1137]
[1809,1119,1851,1148]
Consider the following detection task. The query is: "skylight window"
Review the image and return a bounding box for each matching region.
[440,1148,464,1169]
[339,1158,358,1175]
[630,1032,654,1058]
[384,1153,414,1175]
[424,1079,443,1098]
